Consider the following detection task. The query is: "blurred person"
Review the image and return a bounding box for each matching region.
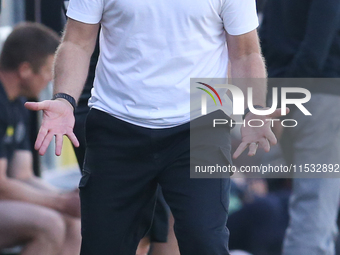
[0,22,81,255]
[228,178,290,255]
[25,0,285,254]
[260,1,340,255]
[337,210,340,255]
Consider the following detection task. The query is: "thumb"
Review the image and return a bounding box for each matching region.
[25,101,50,111]
[268,107,290,118]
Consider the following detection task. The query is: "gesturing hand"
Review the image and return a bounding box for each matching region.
[25,99,79,156]
[233,108,289,159]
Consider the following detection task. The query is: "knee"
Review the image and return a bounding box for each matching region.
[136,236,150,255]
[35,211,66,250]
[65,217,81,242]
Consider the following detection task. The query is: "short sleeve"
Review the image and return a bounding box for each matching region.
[0,114,7,159]
[15,131,30,152]
[15,102,30,152]
[67,0,104,24]
[221,0,259,36]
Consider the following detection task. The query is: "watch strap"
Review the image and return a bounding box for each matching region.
[52,93,76,112]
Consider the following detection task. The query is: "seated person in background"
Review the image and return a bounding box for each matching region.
[0,22,81,255]
[228,178,291,255]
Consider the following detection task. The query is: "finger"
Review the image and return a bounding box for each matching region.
[265,130,277,145]
[38,131,54,156]
[233,142,248,159]
[24,101,49,111]
[55,134,64,156]
[67,131,80,148]
[24,102,40,111]
[258,138,270,152]
[34,127,48,151]
[269,107,290,118]
[267,108,282,118]
[248,142,258,156]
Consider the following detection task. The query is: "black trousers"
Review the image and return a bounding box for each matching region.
[74,106,170,243]
[79,109,231,255]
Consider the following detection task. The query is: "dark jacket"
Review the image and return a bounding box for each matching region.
[260,0,340,95]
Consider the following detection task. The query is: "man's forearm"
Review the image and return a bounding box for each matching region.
[53,41,93,101]
[21,176,62,194]
[230,52,267,108]
[53,19,99,102]
[0,177,64,211]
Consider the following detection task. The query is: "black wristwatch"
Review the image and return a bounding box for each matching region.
[52,93,76,112]
[242,105,264,120]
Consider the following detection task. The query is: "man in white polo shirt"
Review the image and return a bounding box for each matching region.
[26,0,281,254]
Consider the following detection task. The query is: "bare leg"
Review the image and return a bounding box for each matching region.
[136,236,150,255]
[61,216,81,255]
[151,213,180,255]
[0,201,65,255]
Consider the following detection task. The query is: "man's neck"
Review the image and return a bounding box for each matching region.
[0,70,21,101]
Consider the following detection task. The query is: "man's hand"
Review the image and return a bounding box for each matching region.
[233,108,289,159]
[25,99,79,156]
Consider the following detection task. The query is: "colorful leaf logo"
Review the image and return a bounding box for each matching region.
[196,82,223,106]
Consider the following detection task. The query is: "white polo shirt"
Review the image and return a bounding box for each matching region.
[67,0,258,128]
